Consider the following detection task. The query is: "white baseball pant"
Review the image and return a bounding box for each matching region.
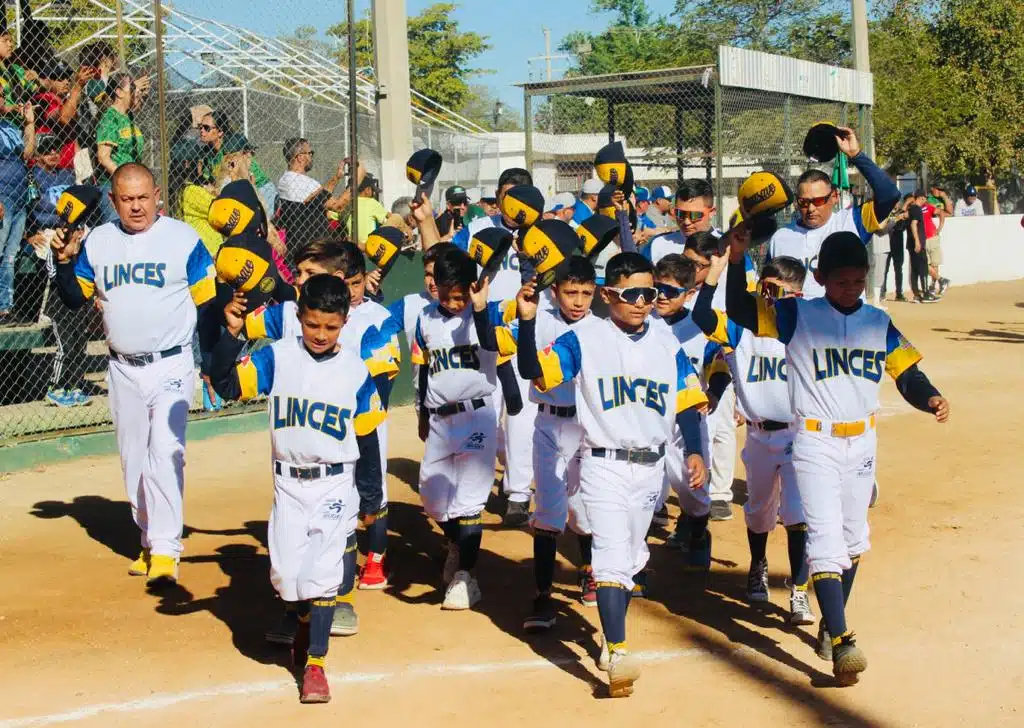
[375,419,389,509]
[531,412,590,534]
[663,415,712,516]
[493,363,537,504]
[580,455,662,591]
[707,384,738,503]
[742,426,803,533]
[268,466,355,602]
[419,405,498,522]
[791,424,876,576]
[107,351,195,558]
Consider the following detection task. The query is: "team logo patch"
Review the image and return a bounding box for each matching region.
[466,431,487,451]
[321,499,345,520]
[163,378,185,394]
[857,457,875,477]
[258,276,275,294]
[236,259,255,287]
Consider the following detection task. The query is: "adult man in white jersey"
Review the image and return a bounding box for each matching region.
[766,127,900,300]
[52,163,217,586]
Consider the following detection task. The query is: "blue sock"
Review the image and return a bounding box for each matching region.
[457,514,483,571]
[308,598,335,659]
[365,507,388,554]
[439,519,459,542]
[842,556,860,604]
[336,533,357,600]
[596,583,629,646]
[533,530,558,593]
[747,529,768,566]
[812,572,847,640]
[690,514,709,550]
[786,524,809,587]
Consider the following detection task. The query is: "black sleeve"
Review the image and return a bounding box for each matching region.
[472,308,498,351]
[417,357,429,410]
[355,430,383,504]
[53,260,88,309]
[617,210,636,253]
[497,361,523,416]
[675,407,703,457]
[195,301,223,377]
[691,282,720,336]
[516,316,542,380]
[895,364,941,413]
[851,151,900,223]
[708,371,730,403]
[726,260,759,332]
[373,373,392,410]
[209,330,247,401]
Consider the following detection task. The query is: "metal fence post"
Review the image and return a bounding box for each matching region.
[714,80,723,230]
[523,93,532,173]
[152,0,170,199]
[607,102,615,143]
[242,84,249,137]
[782,94,792,181]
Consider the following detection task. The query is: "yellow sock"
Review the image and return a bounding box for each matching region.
[306,655,326,668]
[335,591,355,605]
[607,640,628,654]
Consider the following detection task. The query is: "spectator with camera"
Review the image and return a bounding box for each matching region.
[33,60,93,171]
[197,110,276,211]
[94,71,144,222]
[435,184,468,238]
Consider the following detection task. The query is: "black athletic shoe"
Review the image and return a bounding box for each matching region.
[503,500,530,527]
[709,500,733,521]
[938,277,950,294]
[523,593,557,631]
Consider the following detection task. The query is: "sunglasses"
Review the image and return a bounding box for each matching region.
[606,286,658,306]
[759,281,803,303]
[673,209,707,223]
[198,124,217,132]
[796,194,832,209]
[655,282,688,300]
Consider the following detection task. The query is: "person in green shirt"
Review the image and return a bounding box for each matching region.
[95,72,143,222]
[346,173,388,246]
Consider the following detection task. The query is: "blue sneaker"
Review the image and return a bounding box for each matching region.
[202,383,223,412]
[68,388,91,406]
[46,389,78,408]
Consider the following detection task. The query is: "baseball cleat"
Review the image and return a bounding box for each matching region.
[299,664,331,703]
[938,277,950,294]
[788,585,816,626]
[330,603,359,636]
[815,624,832,662]
[597,633,610,672]
[685,530,712,571]
[870,481,880,508]
[146,555,178,587]
[358,552,388,590]
[502,500,530,528]
[709,500,733,521]
[832,634,868,686]
[442,541,460,585]
[523,593,557,632]
[266,611,299,645]
[442,570,481,610]
[746,559,770,602]
[128,549,151,576]
[578,566,598,607]
[665,514,692,552]
[608,650,641,698]
[651,505,671,527]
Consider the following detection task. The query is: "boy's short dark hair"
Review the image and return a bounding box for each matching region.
[423,242,457,267]
[433,248,477,289]
[655,253,697,288]
[555,256,596,286]
[684,230,721,259]
[79,41,115,68]
[497,167,532,191]
[797,169,833,189]
[299,274,351,317]
[604,252,654,287]
[675,178,714,207]
[817,232,869,277]
[295,239,346,274]
[338,241,367,278]
[760,255,806,289]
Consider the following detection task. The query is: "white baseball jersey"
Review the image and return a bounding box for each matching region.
[236,336,386,464]
[534,315,707,450]
[411,301,513,409]
[757,296,921,420]
[345,298,402,371]
[72,216,216,354]
[529,307,586,408]
[453,215,522,301]
[650,311,725,388]
[387,291,432,347]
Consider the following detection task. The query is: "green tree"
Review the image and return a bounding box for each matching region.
[459,85,522,131]
[326,3,490,111]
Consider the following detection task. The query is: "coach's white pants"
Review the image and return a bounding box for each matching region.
[107,352,195,558]
[531,412,590,534]
[419,406,498,522]
[742,427,802,533]
[663,413,712,517]
[269,467,355,602]
[791,426,876,576]
[493,365,537,504]
[707,385,738,503]
[580,455,662,591]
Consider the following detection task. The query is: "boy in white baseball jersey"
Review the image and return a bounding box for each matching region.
[517,252,708,698]
[725,230,949,686]
[411,248,517,610]
[210,275,385,703]
[693,254,815,625]
[51,164,218,586]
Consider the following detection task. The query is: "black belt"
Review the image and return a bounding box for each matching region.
[590,444,666,465]
[537,403,577,418]
[274,461,345,480]
[109,345,183,367]
[748,419,791,432]
[427,398,487,418]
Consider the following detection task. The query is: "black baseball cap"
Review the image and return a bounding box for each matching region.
[446,185,468,204]
[966,184,978,196]
[36,134,63,155]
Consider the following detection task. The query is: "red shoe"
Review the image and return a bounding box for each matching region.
[299,664,331,703]
[358,552,388,590]
[292,620,310,670]
[579,566,598,607]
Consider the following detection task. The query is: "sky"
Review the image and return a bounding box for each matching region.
[170,0,678,111]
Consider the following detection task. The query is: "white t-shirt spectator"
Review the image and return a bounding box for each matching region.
[277,171,321,203]
[954,198,985,216]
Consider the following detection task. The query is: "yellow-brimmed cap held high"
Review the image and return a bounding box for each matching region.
[576,213,619,261]
[500,185,545,229]
[595,141,628,187]
[519,219,580,291]
[803,121,844,163]
[406,148,443,202]
[469,227,515,286]
[365,226,407,281]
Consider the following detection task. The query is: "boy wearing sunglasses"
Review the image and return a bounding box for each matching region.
[516,252,708,698]
[693,253,816,626]
[643,179,717,264]
[725,229,949,686]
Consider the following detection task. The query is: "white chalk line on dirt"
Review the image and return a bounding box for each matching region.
[0,648,721,727]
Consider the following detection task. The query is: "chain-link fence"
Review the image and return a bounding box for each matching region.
[0,0,497,446]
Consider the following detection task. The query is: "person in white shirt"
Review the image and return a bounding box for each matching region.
[277,137,359,214]
[954,185,985,216]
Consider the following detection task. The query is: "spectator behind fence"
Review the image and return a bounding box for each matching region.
[0,24,37,320]
[573,178,601,224]
[25,134,92,407]
[95,71,144,222]
[435,184,468,238]
[34,59,92,171]
[219,132,277,217]
[198,111,276,211]
[955,184,985,216]
[169,137,222,255]
[347,173,387,246]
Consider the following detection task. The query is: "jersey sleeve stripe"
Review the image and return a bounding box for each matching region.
[245,310,267,339]
[410,339,426,365]
[76,276,95,298]
[884,323,923,379]
[237,359,260,400]
[707,309,732,345]
[354,408,386,437]
[858,201,881,236]
[755,296,780,338]
[186,241,217,286]
[73,243,95,282]
[495,326,518,357]
[675,380,709,413]
[189,277,216,306]
[365,355,400,379]
[535,347,566,392]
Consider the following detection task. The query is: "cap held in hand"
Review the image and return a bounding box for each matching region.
[597,184,619,219]
[406,148,443,202]
[469,227,515,287]
[576,213,619,261]
[519,219,580,291]
[365,226,407,281]
[734,170,794,245]
[803,121,846,163]
[500,185,544,229]
[595,141,628,187]
[56,185,101,227]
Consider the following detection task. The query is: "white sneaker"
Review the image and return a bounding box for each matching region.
[597,633,610,671]
[789,585,816,626]
[441,570,481,610]
[442,542,459,585]
[608,650,641,698]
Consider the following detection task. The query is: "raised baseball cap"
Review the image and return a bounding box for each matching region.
[581,178,604,196]
[500,185,545,229]
[547,191,576,212]
[651,185,673,202]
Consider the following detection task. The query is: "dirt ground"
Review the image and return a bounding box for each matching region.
[1,280,1022,728]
